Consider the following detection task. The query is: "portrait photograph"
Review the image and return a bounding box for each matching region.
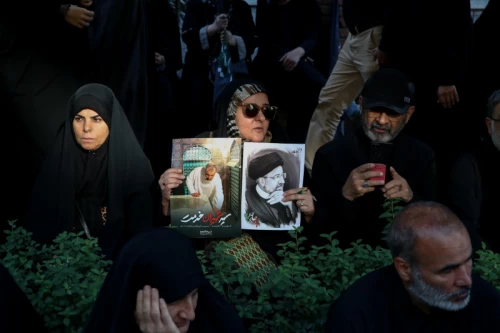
[170,137,242,238]
[241,142,305,230]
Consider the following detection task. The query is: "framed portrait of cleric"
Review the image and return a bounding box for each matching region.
[241,142,305,230]
[170,138,242,238]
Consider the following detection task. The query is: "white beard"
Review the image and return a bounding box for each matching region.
[491,121,500,152]
[407,267,471,312]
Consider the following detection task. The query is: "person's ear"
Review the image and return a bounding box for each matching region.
[405,106,416,123]
[394,257,412,283]
[257,178,264,187]
[485,117,493,136]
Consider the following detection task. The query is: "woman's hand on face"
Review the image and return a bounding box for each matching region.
[282,187,315,223]
[135,285,181,333]
[159,168,184,201]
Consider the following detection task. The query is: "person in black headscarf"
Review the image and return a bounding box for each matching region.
[82,228,246,333]
[159,79,316,259]
[24,83,157,259]
[0,263,48,333]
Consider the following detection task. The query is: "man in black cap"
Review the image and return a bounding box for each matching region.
[245,151,298,228]
[310,67,437,247]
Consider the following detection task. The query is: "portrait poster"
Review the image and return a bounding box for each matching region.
[241,142,305,230]
[170,138,242,238]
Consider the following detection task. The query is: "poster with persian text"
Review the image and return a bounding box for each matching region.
[241,142,305,230]
[170,138,242,238]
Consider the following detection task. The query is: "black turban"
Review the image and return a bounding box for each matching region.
[248,151,284,180]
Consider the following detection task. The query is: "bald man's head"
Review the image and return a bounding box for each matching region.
[388,201,474,312]
[387,201,468,264]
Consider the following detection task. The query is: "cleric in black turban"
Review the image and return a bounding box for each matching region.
[248,151,284,180]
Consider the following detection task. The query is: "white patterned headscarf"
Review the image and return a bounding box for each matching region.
[226,83,266,139]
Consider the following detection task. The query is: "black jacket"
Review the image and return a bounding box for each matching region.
[311,127,437,247]
[449,139,500,253]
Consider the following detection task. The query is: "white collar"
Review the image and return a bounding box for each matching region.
[255,184,271,199]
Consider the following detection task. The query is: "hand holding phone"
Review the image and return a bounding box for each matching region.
[369,163,386,181]
[369,142,393,182]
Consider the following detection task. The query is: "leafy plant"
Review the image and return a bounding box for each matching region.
[201,227,393,333]
[0,220,111,333]
[2,209,499,333]
[201,222,500,332]
[380,197,404,241]
[474,243,500,291]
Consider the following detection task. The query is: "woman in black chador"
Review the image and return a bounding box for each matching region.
[24,83,157,259]
[82,228,246,333]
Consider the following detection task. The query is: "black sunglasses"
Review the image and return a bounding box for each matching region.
[241,103,278,120]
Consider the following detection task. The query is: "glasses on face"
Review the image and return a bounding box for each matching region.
[240,103,278,120]
[263,173,286,181]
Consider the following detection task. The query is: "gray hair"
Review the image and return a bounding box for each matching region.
[205,162,217,171]
[487,90,500,118]
[386,201,465,264]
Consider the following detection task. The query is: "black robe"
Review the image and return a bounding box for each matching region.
[449,138,500,253]
[88,0,154,147]
[24,83,157,259]
[1,1,92,231]
[145,0,183,177]
[82,228,246,333]
[245,185,298,228]
[0,263,47,333]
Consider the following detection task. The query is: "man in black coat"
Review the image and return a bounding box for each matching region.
[449,90,500,253]
[311,68,437,247]
[325,201,500,332]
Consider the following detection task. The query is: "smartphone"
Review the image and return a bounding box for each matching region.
[369,142,393,182]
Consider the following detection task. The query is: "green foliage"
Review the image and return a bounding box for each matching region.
[380,197,404,241]
[474,243,500,291]
[200,226,500,333]
[0,221,111,333]
[201,227,393,333]
[2,204,499,333]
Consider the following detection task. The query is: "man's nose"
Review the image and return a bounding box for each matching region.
[455,265,472,288]
[377,113,390,125]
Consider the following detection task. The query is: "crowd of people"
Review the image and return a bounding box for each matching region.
[1,0,499,332]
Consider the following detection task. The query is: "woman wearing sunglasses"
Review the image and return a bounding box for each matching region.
[159,79,316,259]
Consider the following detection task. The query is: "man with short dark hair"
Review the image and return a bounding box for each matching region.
[311,68,437,247]
[325,201,500,332]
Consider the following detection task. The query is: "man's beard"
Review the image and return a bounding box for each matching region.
[491,121,500,152]
[407,266,471,312]
[361,115,406,143]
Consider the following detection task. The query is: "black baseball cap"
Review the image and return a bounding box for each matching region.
[361,68,414,115]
